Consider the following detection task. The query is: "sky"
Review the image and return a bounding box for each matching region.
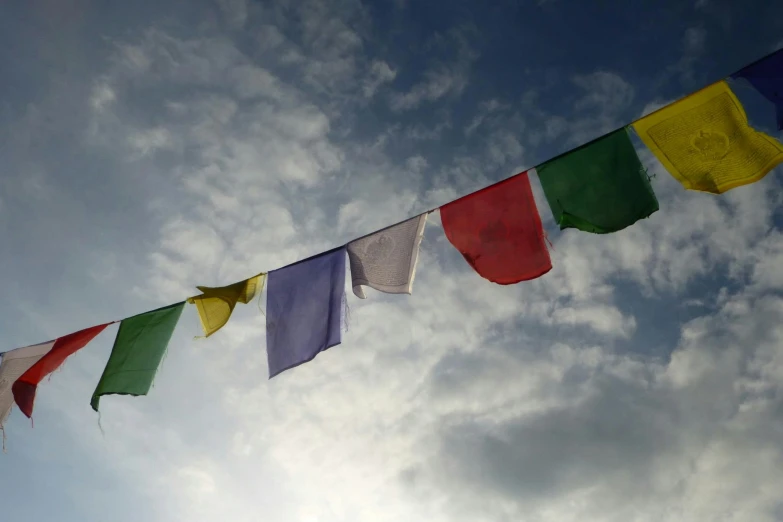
[1,0,783,520]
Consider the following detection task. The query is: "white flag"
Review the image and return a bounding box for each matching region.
[347,213,428,298]
[0,341,54,426]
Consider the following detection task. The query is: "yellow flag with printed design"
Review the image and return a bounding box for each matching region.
[633,80,783,194]
[187,273,266,337]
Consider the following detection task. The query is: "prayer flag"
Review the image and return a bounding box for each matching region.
[90,302,184,412]
[732,48,783,130]
[440,170,552,284]
[13,323,111,418]
[188,273,266,337]
[266,248,345,378]
[347,214,427,298]
[537,129,659,233]
[632,80,783,194]
[0,342,54,427]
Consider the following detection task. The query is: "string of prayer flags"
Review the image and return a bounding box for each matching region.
[13,323,112,418]
[2,49,781,437]
[90,302,185,412]
[0,342,56,428]
[347,214,427,298]
[440,170,552,284]
[188,273,266,337]
[536,129,659,234]
[632,80,783,194]
[266,248,346,378]
[731,48,783,131]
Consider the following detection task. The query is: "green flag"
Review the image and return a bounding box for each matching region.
[536,128,659,234]
[90,302,185,412]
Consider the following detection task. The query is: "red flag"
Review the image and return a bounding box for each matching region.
[12,323,112,418]
[440,170,551,285]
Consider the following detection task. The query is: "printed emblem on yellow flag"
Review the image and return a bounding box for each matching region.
[187,273,266,337]
[633,80,783,194]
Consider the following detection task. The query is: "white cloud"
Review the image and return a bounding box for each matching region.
[505,71,637,148]
[127,127,174,156]
[404,119,452,140]
[679,27,707,79]
[550,304,637,338]
[116,41,152,73]
[90,81,116,112]
[560,71,636,144]
[485,130,525,167]
[411,291,783,521]
[405,154,429,174]
[389,29,478,111]
[543,115,567,140]
[363,59,397,98]
[464,99,504,135]
[638,98,674,118]
[391,67,470,110]
[572,71,635,113]
[657,26,708,86]
[229,64,287,101]
[214,0,248,29]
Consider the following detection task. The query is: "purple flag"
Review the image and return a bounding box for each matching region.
[266,248,346,378]
[732,48,783,130]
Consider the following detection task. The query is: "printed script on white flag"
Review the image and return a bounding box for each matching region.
[347,214,428,298]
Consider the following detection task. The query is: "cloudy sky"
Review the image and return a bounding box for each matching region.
[2,0,783,520]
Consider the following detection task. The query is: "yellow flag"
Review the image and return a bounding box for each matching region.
[633,80,783,194]
[187,273,266,337]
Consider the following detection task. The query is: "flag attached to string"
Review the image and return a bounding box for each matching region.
[440,170,552,284]
[12,323,112,418]
[188,273,266,337]
[0,342,55,427]
[90,302,185,412]
[633,80,783,194]
[346,214,427,298]
[536,129,659,233]
[266,248,346,378]
[731,48,783,131]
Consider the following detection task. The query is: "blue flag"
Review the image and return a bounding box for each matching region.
[732,48,783,130]
[266,248,346,378]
